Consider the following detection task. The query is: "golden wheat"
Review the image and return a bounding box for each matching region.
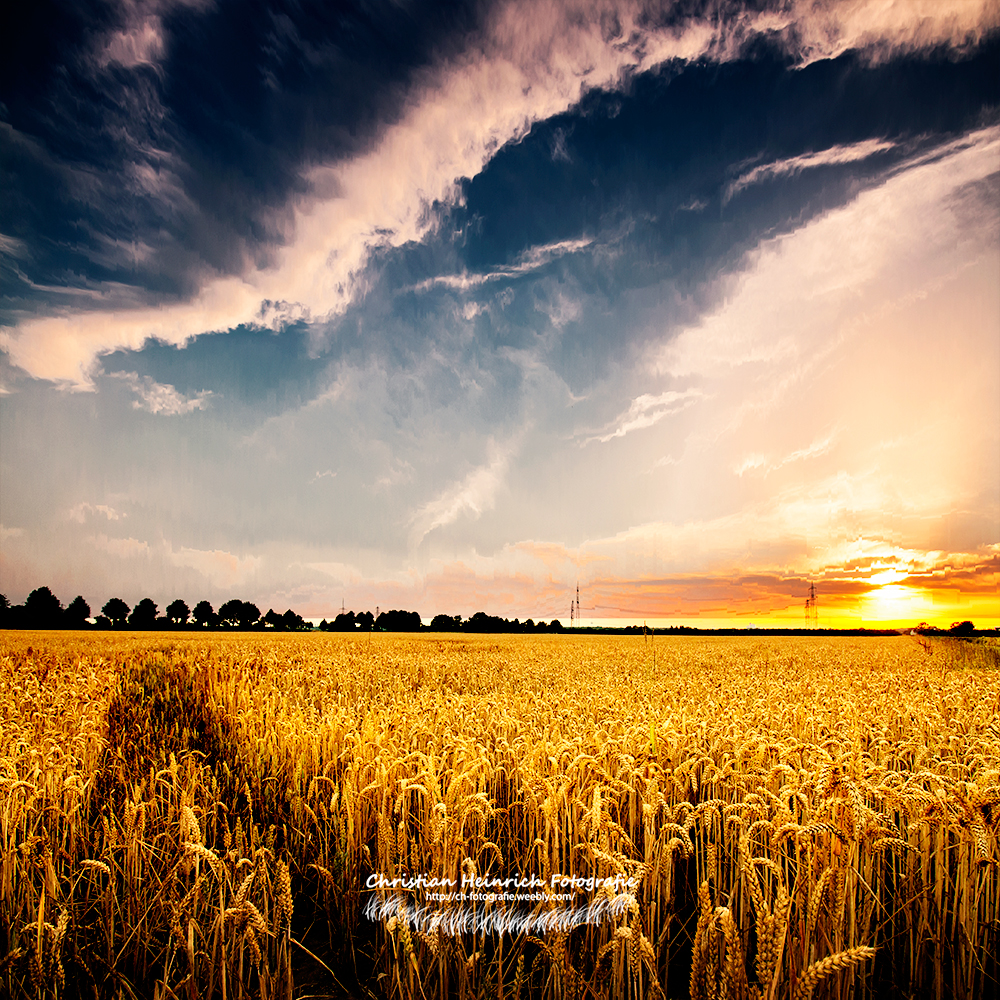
[1,630,997,999]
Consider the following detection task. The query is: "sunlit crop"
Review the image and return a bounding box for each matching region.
[1,631,997,999]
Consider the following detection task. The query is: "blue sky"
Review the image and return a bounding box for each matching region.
[2,0,998,625]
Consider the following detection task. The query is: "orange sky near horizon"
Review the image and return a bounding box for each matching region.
[291,545,999,630]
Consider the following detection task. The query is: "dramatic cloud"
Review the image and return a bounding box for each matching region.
[656,128,1000,381]
[95,18,166,70]
[1,0,997,626]
[5,0,997,385]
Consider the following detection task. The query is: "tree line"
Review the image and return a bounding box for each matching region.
[915,620,978,637]
[0,587,310,631]
[317,610,565,632]
[0,587,573,634]
[5,589,981,636]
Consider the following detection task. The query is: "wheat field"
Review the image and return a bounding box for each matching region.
[1,631,997,1000]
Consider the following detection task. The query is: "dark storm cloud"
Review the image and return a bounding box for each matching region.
[314,36,984,394]
[9,7,994,420]
[5,0,997,386]
[455,39,1000,283]
[274,30,1000,409]
[159,0,481,268]
[0,0,483,323]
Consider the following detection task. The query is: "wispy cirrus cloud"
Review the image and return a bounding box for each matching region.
[87,0,213,74]
[412,237,597,292]
[585,388,704,445]
[107,371,212,414]
[95,18,166,70]
[0,233,29,259]
[733,431,837,477]
[409,438,517,546]
[779,0,999,67]
[724,138,897,203]
[656,126,1000,381]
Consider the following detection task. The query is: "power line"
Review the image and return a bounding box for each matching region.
[805,583,817,627]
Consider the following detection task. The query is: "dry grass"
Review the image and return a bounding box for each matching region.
[1,631,997,999]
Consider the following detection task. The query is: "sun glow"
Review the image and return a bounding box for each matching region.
[865,584,921,623]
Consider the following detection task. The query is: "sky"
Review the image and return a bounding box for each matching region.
[1,0,998,628]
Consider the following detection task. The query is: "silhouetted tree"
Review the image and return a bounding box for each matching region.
[282,609,309,631]
[261,608,308,630]
[239,602,261,628]
[166,599,190,625]
[430,614,462,631]
[102,598,130,628]
[24,587,63,628]
[218,600,242,627]
[464,611,508,633]
[356,611,374,631]
[376,609,422,631]
[950,620,975,637]
[0,594,9,626]
[333,611,356,631]
[218,600,260,629]
[129,598,158,629]
[65,596,91,627]
[193,601,215,627]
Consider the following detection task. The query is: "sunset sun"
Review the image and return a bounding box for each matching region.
[864,584,923,626]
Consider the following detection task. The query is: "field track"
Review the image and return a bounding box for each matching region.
[2,632,998,1000]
